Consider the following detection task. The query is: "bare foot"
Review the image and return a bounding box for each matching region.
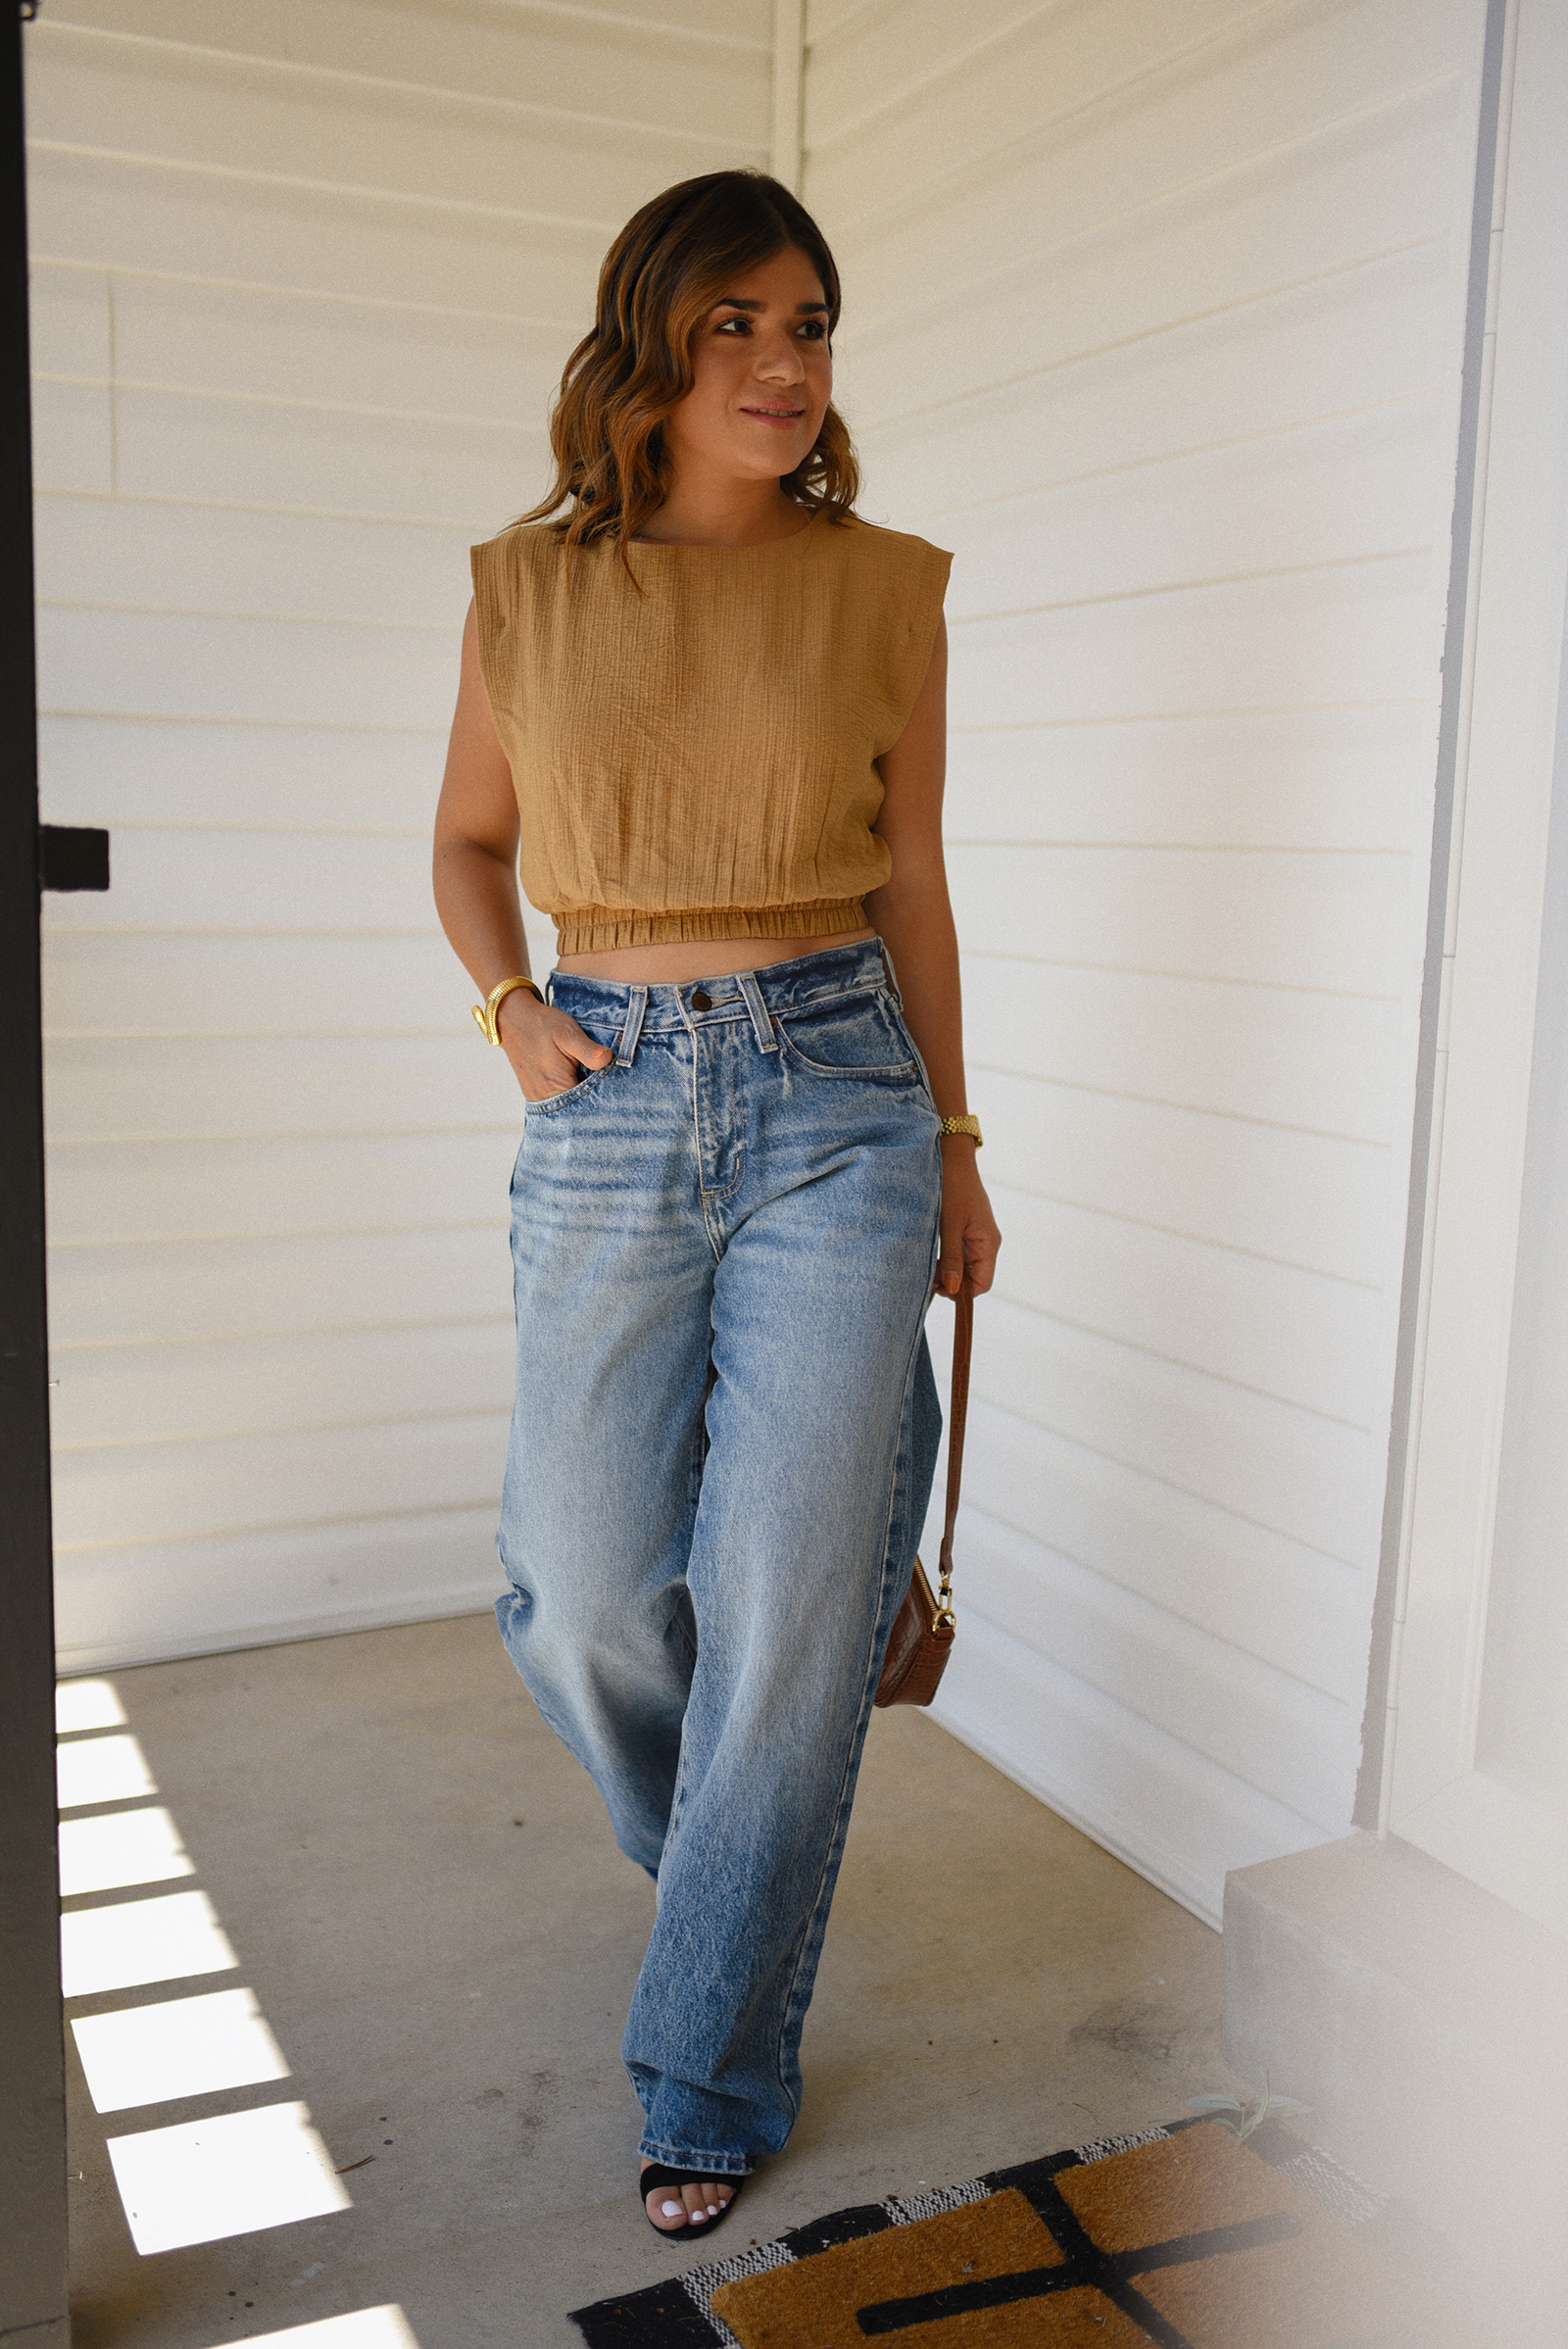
[641,2158,737,2232]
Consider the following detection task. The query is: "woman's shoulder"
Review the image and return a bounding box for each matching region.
[817,514,952,583]
[831,514,950,558]
[472,518,567,573]
[469,521,578,632]
[813,518,949,731]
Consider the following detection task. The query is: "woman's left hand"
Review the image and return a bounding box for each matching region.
[935,1144,1001,1298]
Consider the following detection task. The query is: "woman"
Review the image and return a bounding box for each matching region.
[433,171,1000,2237]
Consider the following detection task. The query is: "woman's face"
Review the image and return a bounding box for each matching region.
[663,245,833,489]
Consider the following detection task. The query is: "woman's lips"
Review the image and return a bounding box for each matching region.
[741,405,806,425]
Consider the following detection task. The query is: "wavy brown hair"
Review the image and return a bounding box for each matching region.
[523,171,858,563]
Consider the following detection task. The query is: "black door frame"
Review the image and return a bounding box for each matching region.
[0,6,70,2340]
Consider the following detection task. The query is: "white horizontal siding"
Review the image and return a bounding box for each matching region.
[44,1034,525,1144]
[57,1510,506,1672]
[973,1297,1376,1568]
[938,405,1441,612]
[51,1321,514,1450]
[952,1505,1354,1823]
[47,1231,507,1348]
[943,705,1427,853]
[961,1401,1367,1701]
[808,0,1483,1918]
[964,966,1403,1143]
[47,1132,522,1247]
[28,145,611,321]
[866,241,1453,522]
[973,1071,1388,1282]
[949,841,1414,996]
[987,1184,1388,1426]
[38,608,458,727]
[32,497,481,625]
[96,384,541,520]
[949,559,1438,729]
[53,1413,510,1550]
[36,718,456,830]
[42,930,487,1032]
[49,1,769,81]
[40,267,570,426]
[33,0,772,1671]
[934,1608,1328,1927]
[31,19,761,199]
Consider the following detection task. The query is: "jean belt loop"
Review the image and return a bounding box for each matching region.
[877,937,904,1008]
[736,969,779,1054]
[615,984,648,1068]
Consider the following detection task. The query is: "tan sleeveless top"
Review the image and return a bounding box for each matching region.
[469,513,951,955]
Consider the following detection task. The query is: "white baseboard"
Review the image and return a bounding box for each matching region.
[55,1510,1338,1937]
[928,1607,1336,1930]
[54,1508,506,1677]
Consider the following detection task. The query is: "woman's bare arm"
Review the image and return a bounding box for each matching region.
[863,616,1001,1297]
[432,603,612,1101]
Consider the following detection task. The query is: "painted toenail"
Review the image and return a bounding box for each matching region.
[690,2209,709,2222]
[660,2199,683,2216]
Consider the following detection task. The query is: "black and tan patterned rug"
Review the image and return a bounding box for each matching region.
[570,2116,1437,2347]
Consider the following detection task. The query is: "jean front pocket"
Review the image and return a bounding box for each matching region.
[773,990,920,1082]
[522,1031,619,1117]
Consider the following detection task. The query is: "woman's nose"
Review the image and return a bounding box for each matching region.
[755,336,807,383]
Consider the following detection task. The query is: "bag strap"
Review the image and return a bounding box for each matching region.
[934,1290,973,1628]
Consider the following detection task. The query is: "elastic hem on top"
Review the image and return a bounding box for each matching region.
[553,899,866,955]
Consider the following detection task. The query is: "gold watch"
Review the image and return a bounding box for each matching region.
[939,1114,983,1146]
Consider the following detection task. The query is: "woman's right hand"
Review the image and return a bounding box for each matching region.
[496,985,614,1102]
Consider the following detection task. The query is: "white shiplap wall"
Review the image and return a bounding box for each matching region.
[806,0,1488,1921]
[32,0,772,1671]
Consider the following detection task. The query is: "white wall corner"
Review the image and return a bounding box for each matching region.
[770,0,804,194]
[1223,1830,1568,2335]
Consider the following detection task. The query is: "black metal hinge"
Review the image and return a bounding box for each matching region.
[38,824,109,892]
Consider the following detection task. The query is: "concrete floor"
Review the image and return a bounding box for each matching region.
[63,1615,1244,2348]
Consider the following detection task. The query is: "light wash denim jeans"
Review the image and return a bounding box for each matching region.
[494,938,943,2175]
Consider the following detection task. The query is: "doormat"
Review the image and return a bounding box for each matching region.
[570,2116,1436,2348]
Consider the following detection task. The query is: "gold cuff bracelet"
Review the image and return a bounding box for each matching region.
[472,974,544,1045]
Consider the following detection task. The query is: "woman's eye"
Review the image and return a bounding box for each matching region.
[799,320,827,340]
[715,315,751,335]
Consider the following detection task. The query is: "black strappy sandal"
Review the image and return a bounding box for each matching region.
[639,2163,746,2237]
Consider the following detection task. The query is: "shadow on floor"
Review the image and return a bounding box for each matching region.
[60,1614,1242,2348]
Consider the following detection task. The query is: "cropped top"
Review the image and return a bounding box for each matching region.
[468,512,952,955]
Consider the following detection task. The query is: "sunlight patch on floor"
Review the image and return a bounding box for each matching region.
[72,1986,291,2112]
[57,1673,380,2289]
[56,1677,127,1733]
[57,1729,158,1810]
[106,2103,351,2255]
[209,2309,420,2347]
[62,1887,238,1998]
[59,1803,194,1896]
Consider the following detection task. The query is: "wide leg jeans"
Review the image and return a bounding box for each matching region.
[494,939,943,2174]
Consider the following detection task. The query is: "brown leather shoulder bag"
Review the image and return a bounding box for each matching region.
[875,1290,973,1708]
